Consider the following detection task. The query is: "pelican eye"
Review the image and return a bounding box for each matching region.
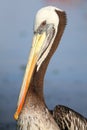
[41,20,46,26]
[35,20,47,34]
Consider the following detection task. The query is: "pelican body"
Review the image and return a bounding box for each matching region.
[14,6,87,130]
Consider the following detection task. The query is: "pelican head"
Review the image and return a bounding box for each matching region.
[14,6,66,120]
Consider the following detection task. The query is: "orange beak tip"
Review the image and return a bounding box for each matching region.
[14,112,19,120]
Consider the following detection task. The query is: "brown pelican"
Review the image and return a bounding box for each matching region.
[14,6,87,130]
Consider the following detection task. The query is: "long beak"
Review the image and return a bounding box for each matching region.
[14,32,46,120]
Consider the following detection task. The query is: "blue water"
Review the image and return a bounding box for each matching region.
[0,0,87,129]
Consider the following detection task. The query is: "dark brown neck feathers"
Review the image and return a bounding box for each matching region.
[28,10,67,102]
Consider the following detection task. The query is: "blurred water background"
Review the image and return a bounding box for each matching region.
[0,0,87,129]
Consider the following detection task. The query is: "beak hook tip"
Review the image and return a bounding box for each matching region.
[14,112,19,120]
